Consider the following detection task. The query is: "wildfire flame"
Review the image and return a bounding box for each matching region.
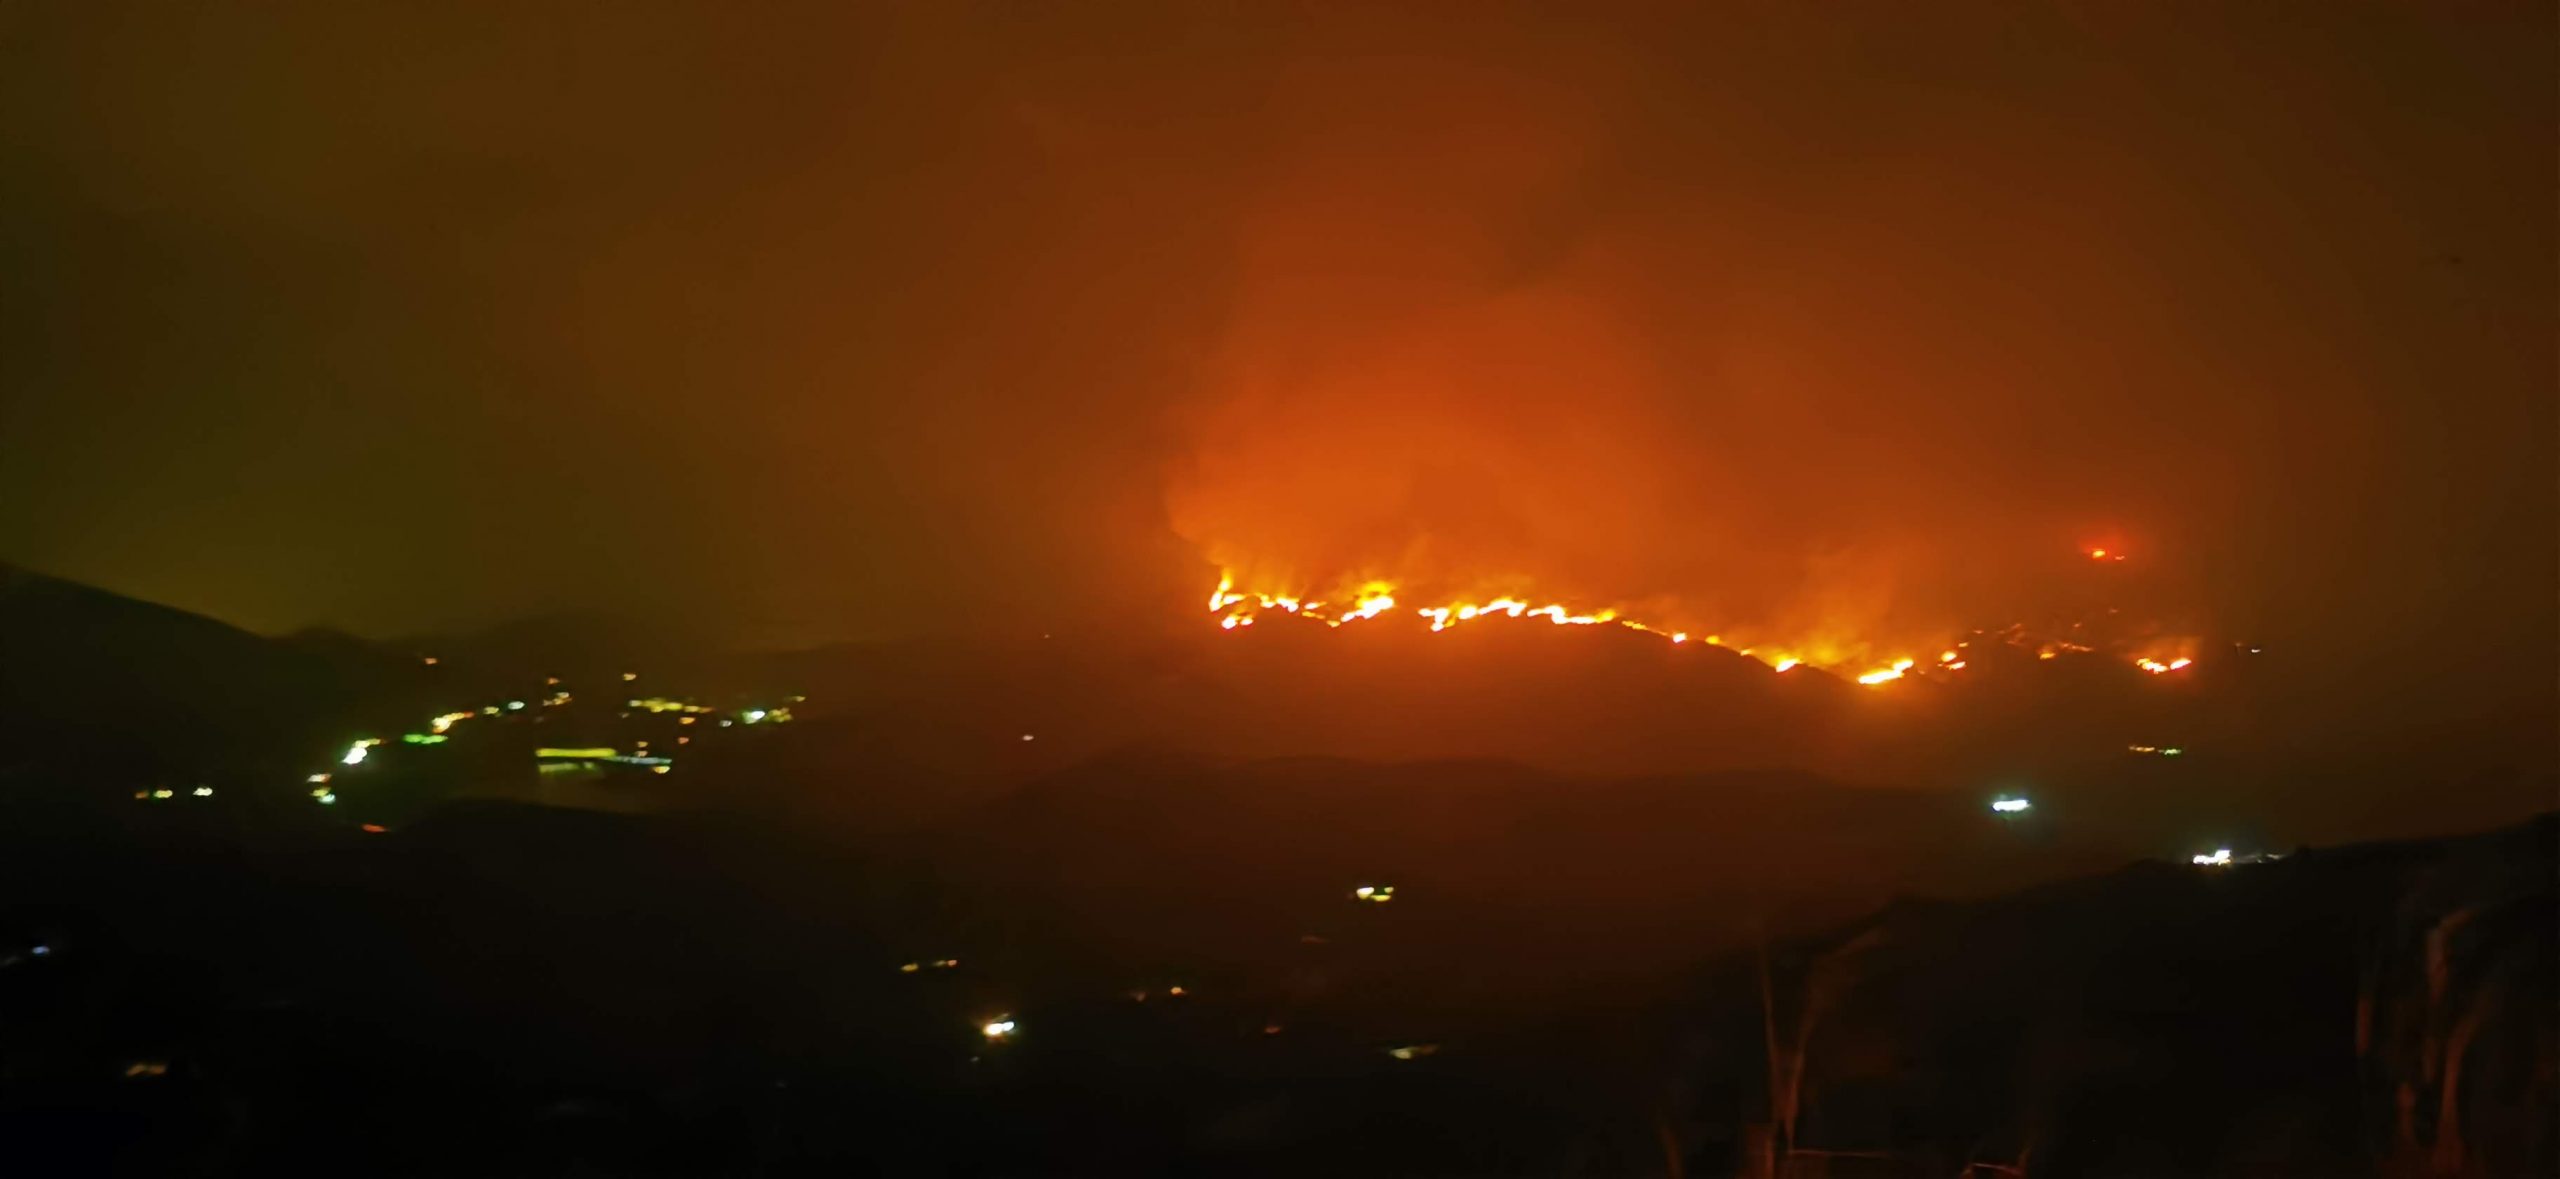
[1206,569,2201,684]
[1207,571,1945,685]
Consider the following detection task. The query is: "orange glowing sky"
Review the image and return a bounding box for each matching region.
[0,2,2547,725]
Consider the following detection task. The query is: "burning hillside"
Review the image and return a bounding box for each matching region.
[1204,566,2203,685]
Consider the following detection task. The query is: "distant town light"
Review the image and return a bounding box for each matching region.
[1991,797,2032,813]
[621,672,638,682]
[981,1017,1017,1041]
[191,786,213,797]
[317,792,338,805]
[505,700,526,711]
[1385,1044,1440,1061]
[150,789,174,800]
[2193,848,2232,866]
[341,739,380,766]
[402,733,446,744]
[1020,733,1035,742]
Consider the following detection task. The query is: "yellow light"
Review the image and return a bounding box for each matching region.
[1344,591,1397,622]
[535,747,618,759]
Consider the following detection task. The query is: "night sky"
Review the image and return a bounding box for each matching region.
[4,3,2550,694]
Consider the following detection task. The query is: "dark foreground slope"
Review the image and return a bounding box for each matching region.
[0,749,2547,1177]
[1676,814,2557,1178]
